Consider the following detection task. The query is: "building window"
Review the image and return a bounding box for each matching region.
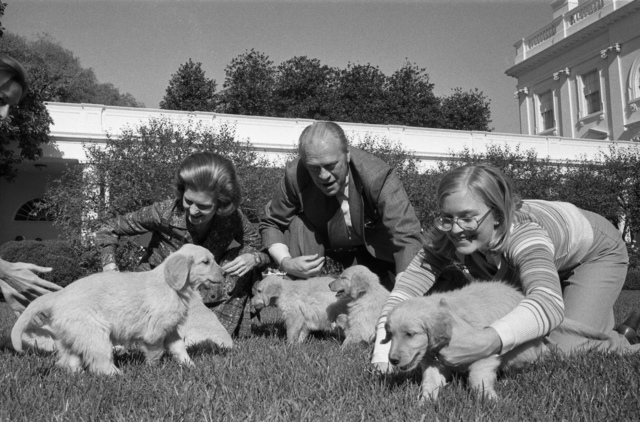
[629,55,640,104]
[14,199,53,222]
[538,91,555,131]
[582,70,602,115]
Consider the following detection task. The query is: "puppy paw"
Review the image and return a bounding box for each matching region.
[420,384,443,401]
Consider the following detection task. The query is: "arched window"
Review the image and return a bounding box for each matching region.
[14,199,54,222]
[629,54,640,103]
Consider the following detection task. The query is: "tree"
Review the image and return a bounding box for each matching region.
[0,88,52,181]
[333,63,387,124]
[160,59,217,112]
[438,88,492,131]
[2,33,144,106]
[0,32,144,181]
[385,62,440,127]
[92,82,145,108]
[0,33,52,181]
[272,56,337,120]
[218,49,275,116]
[218,51,492,131]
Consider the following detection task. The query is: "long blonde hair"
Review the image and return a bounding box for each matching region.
[429,164,521,256]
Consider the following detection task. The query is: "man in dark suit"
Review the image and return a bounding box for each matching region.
[259,121,424,289]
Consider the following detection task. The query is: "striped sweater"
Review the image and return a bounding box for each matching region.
[375,199,595,356]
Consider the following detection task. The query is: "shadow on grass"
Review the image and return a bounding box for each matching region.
[251,318,346,345]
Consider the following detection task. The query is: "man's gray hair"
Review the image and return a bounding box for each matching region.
[298,121,349,161]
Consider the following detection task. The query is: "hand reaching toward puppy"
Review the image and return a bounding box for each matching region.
[221,253,257,278]
[438,326,502,367]
[0,258,59,315]
[280,254,325,279]
[371,326,394,373]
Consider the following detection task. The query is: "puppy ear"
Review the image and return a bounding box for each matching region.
[423,312,452,352]
[164,253,192,291]
[349,273,367,299]
[266,283,281,302]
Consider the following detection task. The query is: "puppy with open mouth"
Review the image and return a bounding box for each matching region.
[11,244,223,375]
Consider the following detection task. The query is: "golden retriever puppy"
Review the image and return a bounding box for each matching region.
[11,244,223,375]
[328,265,389,346]
[383,281,610,400]
[252,274,351,344]
[178,297,233,350]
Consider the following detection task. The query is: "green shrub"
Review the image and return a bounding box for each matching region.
[0,240,84,288]
[624,267,640,291]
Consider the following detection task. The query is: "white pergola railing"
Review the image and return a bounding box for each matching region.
[45,102,635,170]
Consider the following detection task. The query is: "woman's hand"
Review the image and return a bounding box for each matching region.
[438,326,502,367]
[0,259,59,299]
[280,254,325,279]
[371,326,394,373]
[0,259,59,315]
[222,253,257,278]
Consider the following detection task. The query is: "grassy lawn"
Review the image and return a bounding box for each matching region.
[1,291,639,421]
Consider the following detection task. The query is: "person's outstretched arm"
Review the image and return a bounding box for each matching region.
[0,258,59,314]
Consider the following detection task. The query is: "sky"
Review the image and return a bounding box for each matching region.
[3,0,552,134]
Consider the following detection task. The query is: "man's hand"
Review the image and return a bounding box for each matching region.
[280,254,325,278]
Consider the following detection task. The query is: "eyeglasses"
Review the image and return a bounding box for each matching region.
[434,209,493,232]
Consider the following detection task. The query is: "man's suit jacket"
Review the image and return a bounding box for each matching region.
[259,146,424,274]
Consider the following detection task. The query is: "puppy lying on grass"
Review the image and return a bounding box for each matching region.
[328,265,389,346]
[11,244,223,375]
[252,274,351,344]
[383,281,611,400]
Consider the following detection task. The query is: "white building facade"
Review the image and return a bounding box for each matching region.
[0,101,634,245]
[506,0,640,141]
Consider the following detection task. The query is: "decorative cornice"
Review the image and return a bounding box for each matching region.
[514,87,529,98]
[600,42,621,58]
[553,67,571,80]
[505,1,640,78]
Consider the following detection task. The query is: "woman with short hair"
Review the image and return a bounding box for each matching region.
[96,151,270,337]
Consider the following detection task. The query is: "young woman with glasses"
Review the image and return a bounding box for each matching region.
[372,163,639,372]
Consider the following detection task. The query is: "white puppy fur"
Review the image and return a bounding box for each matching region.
[328,265,389,346]
[178,296,233,350]
[11,244,224,375]
[252,274,351,344]
[383,281,611,400]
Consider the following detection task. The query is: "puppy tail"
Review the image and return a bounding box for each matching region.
[11,293,56,352]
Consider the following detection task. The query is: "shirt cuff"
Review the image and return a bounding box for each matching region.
[371,326,392,364]
[268,243,291,266]
[489,319,516,354]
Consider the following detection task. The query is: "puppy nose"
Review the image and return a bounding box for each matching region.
[389,357,399,366]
